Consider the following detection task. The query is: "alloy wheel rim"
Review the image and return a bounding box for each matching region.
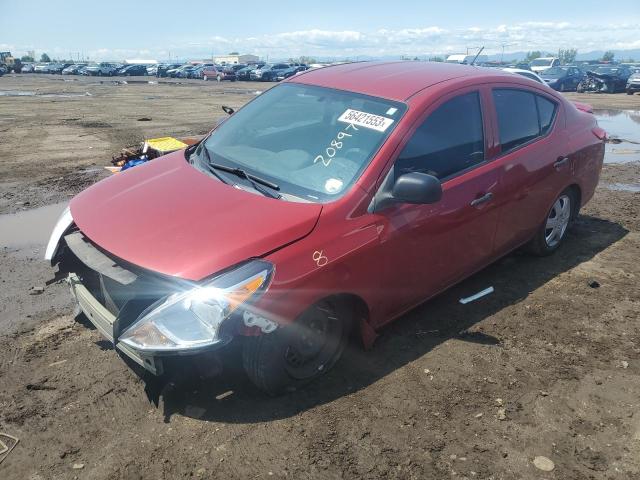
[545,194,571,247]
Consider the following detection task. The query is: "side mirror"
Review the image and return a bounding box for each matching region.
[392,172,442,205]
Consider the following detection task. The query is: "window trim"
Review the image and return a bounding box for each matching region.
[491,87,559,158]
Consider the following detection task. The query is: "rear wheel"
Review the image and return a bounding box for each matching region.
[526,188,576,256]
[242,299,351,395]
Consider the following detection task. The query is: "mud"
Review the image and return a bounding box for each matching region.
[0,75,639,480]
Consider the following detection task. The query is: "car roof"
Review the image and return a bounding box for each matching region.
[289,61,515,101]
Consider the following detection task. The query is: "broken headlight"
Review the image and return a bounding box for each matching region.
[119,260,274,352]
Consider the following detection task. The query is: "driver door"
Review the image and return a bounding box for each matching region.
[371,88,503,322]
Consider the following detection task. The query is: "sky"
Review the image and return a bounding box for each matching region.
[1,0,639,61]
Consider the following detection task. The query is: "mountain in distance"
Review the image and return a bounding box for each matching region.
[307,48,640,63]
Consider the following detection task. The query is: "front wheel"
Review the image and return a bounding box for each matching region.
[525,188,577,256]
[242,300,351,395]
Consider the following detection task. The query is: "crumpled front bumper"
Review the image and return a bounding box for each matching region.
[67,273,165,375]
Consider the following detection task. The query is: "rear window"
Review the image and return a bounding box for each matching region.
[493,89,557,153]
[537,96,557,135]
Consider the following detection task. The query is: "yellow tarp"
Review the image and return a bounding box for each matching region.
[145,137,188,153]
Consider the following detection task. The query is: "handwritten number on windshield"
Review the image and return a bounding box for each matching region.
[314,123,358,167]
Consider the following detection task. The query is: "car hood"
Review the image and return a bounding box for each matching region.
[70,151,323,281]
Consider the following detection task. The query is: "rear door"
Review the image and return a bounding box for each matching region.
[372,87,504,319]
[488,86,570,253]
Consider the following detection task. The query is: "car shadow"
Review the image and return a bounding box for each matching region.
[135,214,627,424]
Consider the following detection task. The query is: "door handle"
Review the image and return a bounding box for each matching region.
[470,192,493,207]
[554,157,569,170]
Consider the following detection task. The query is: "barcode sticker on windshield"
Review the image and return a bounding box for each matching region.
[337,109,394,132]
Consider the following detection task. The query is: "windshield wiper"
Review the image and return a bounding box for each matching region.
[210,163,281,199]
[189,145,229,185]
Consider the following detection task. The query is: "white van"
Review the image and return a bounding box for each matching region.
[445,54,488,64]
[529,57,560,73]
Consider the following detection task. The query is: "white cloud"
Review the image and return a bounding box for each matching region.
[11,22,640,61]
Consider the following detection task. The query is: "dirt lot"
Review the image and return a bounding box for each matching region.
[1,74,639,479]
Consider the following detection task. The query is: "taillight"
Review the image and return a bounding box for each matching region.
[592,127,607,141]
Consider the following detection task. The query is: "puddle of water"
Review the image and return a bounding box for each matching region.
[594,109,640,164]
[0,90,36,96]
[0,202,68,250]
[0,90,89,98]
[604,183,640,192]
[221,88,263,95]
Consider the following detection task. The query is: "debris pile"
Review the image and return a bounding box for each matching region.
[109,136,199,173]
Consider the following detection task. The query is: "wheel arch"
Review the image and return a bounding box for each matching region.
[293,292,376,350]
[566,183,582,219]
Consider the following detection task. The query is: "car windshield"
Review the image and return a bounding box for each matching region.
[542,67,567,77]
[200,83,406,202]
[531,59,553,67]
[594,66,619,75]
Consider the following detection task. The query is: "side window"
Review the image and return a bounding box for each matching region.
[395,92,484,180]
[493,89,558,153]
[536,95,557,134]
[493,89,540,152]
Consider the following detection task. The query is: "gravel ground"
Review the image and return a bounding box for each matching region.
[0,74,639,479]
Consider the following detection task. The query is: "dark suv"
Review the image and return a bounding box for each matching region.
[250,63,291,81]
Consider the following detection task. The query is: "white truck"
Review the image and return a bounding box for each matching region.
[529,57,560,73]
[445,54,488,65]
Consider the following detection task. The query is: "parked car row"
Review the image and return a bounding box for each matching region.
[13,60,311,82]
[499,63,636,93]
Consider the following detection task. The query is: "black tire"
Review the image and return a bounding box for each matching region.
[525,188,578,256]
[242,299,352,395]
[628,89,634,95]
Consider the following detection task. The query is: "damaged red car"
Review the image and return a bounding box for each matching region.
[46,62,605,394]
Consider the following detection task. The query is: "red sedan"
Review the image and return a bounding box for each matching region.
[201,65,236,81]
[46,62,605,394]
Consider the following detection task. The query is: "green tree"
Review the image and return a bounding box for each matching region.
[428,56,444,62]
[288,56,317,64]
[601,50,615,62]
[21,55,34,62]
[525,51,543,62]
[228,51,239,55]
[39,53,51,62]
[558,48,577,65]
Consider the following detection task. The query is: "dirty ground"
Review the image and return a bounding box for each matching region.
[1,74,640,479]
